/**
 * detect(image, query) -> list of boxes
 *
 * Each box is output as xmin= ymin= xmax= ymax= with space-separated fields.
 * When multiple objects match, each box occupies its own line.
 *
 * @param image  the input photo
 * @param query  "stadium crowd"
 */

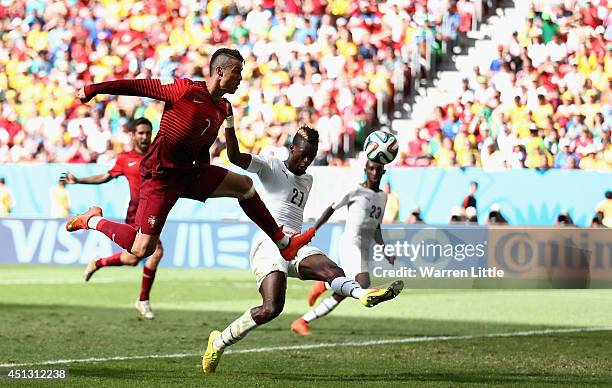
xmin=0 ymin=0 xmax=483 ymax=166
xmin=397 ymin=0 xmax=611 ymax=171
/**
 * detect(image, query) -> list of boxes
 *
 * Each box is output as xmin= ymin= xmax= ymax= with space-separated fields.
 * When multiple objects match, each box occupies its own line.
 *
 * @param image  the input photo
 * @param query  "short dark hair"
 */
xmin=470 ymin=181 xmax=479 ymax=188
xmin=293 ymin=126 xmax=319 ymax=146
xmin=606 ymin=190 xmax=612 ymax=199
xmin=209 ymin=48 xmax=244 ymax=76
xmin=129 ymin=117 xmax=153 ymax=133
xmin=0 ymin=177 xmax=4 ymax=184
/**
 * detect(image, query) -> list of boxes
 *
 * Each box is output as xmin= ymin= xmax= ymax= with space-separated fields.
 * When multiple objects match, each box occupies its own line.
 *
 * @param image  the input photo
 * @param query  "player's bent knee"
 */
xmin=325 ymin=266 xmax=346 ymax=282
xmin=145 ymin=246 xmax=156 ymax=258
xmin=242 ymin=176 xmax=254 ymax=195
xmin=124 ymin=256 xmax=140 ymax=266
xmin=130 ymin=245 xmax=155 ymax=259
xmin=153 ymin=244 xmax=164 ymax=259
xmin=147 ymin=255 xmax=162 ymax=268
xmin=129 ymin=246 xmax=145 ymax=258
xmin=260 ymin=302 xmax=284 ymax=322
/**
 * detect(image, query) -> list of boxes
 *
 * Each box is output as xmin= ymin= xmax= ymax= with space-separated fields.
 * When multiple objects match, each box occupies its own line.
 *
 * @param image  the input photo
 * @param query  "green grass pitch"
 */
xmin=1 ymin=264 xmax=611 ymax=387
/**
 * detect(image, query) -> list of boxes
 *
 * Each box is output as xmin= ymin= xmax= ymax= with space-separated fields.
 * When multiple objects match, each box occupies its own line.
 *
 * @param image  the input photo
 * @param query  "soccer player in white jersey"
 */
xmin=291 ymin=159 xmax=395 ymax=336
xmin=202 ymin=126 xmax=403 ymax=373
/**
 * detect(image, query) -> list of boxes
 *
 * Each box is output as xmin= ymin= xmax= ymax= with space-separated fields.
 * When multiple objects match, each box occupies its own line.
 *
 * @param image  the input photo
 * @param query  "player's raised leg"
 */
xmin=67 ymin=209 xmax=159 ymax=259
xmin=69 ymin=172 xmax=179 ymax=261
xmin=298 ymin=254 xmax=403 ymax=307
xmin=203 ymin=271 xmax=286 ymax=373
xmin=202 ymin=167 xmax=315 ymax=259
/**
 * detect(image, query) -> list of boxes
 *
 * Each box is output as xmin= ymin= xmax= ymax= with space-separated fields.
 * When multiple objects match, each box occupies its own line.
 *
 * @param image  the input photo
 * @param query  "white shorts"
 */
xmin=250 ymin=234 xmax=324 ymax=288
xmin=338 ymin=236 xmax=370 ymax=279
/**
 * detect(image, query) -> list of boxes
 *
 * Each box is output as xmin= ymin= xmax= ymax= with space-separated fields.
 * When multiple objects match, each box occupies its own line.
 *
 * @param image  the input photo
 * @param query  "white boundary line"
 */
xmin=0 ymin=279 xmax=292 ymax=289
xmin=2 ymin=326 xmax=611 ymax=368
xmin=0 ymin=279 xmax=116 ymax=285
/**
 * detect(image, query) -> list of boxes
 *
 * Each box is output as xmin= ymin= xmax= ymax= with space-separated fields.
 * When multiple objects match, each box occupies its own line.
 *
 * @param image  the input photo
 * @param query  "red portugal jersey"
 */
xmin=108 ymin=150 xmax=144 ymax=222
xmin=85 ymin=78 xmax=230 ymax=175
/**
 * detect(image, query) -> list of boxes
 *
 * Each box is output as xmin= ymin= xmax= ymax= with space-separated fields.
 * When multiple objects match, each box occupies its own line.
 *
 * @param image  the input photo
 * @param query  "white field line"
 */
xmin=0 ymin=278 xmax=310 ymax=290
xmin=0 ymin=279 xmax=116 ymax=285
xmin=1 ymin=326 xmax=611 ymax=368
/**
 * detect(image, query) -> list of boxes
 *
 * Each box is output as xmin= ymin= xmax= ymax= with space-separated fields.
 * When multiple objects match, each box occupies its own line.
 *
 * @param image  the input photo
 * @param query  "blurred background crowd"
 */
xmin=0 ymin=0 xmax=609 ymax=171
xmin=1 ymin=0 xmax=485 ymax=165
xmin=397 ymin=0 xmax=611 ymax=171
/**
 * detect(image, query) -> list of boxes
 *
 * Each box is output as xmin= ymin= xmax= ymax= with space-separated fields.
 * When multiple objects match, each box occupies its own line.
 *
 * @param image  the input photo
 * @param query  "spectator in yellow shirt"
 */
xmin=595 ymin=191 xmax=612 ymax=228
xmin=50 ymin=180 xmax=71 ymax=218
xmin=507 ymin=96 xmax=529 ymax=128
xmin=273 ymin=95 xmax=297 ymax=124
xmin=26 ymin=22 xmax=49 ymax=52
xmin=383 ymin=183 xmax=400 ymax=223
xmin=434 ymin=138 xmax=456 ymax=167
xmin=578 ymin=147 xmax=598 ymax=170
xmin=0 ymin=177 xmax=15 ymax=216
xmin=525 ymin=147 xmax=550 ymax=170
xmin=533 ymin=94 xmax=554 ymax=129
xmin=579 ymin=91 xmax=601 ymax=128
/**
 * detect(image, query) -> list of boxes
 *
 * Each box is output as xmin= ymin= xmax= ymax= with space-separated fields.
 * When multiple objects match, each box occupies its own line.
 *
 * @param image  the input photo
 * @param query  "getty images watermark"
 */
xmin=368 ymin=225 xmax=612 ymax=288
xmin=372 ymin=238 xmax=504 ymax=278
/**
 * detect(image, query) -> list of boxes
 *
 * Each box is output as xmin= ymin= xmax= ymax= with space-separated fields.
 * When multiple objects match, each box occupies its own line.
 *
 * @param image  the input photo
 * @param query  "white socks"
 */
xmin=330 ymin=277 xmax=368 ymax=299
xmin=88 ymin=216 xmax=103 ymax=230
xmin=275 ymin=235 xmax=290 ymax=250
xmin=303 ymin=296 xmax=340 ymax=323
xmin=213 ymin=310 xmax=258 ymax=351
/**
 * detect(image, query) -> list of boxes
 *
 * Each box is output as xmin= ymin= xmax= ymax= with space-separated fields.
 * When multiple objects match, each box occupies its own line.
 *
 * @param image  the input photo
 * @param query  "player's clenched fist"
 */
xmin=77 ymin=87 xmax=91 ymax=103
xmin=60 ymin=172 xmax=76 ymax=185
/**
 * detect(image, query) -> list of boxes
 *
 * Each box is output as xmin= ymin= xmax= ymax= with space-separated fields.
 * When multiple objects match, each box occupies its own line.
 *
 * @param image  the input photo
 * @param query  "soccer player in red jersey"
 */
xmin=61 ymin=118 xmax=162 ymax=319
xmin=66 ymin=48 xmax=313 ymax=266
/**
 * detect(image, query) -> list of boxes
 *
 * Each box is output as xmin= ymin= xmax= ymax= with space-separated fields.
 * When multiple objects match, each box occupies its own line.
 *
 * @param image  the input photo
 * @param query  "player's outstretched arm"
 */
xmin=316 ymin=189 xmax=352 ymax=231
xmin=77 ymin=78 xmax=189 ymax=104
xmin=314 ymin=206 xmax=335 ymax=231
xmin=223 ymin=101 xmax=252 ymax=170
xmin=60 ymin=171 xmax=113 ymax=185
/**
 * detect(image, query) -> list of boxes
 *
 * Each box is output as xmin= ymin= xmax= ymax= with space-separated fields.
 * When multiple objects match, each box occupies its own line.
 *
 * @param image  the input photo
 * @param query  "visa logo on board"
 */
xmin=1 ymin=220 xmax=114 ymax=264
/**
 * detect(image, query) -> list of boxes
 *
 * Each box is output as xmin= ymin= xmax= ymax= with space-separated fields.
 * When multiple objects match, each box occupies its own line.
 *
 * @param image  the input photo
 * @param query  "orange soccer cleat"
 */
xmin=290 ymin=318 xmax=311 ymax=336
xmin=280 ymin=227 xmax=315 ymax=261
xmin=66 ymin=206 xmax=103 ymax=232
xmin=307 ymin=281 xmax=327 ymax=307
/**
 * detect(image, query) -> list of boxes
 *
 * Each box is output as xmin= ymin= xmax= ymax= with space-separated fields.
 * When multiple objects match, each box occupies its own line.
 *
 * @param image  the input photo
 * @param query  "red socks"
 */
xmin=139 ymin=266 xmax=156 ymax=301
xmin=239 ymin=193 xmax=283 ymax=242
xmin=95 ymin=251 xmax=123 ymax=268
xmin=96 ymin=219 xmax=137 ymax=251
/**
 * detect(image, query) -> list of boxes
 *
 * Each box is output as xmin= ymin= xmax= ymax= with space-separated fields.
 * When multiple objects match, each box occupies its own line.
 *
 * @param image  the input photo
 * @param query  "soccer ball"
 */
xmin=364 ymin=130 xmax=399 ymax=164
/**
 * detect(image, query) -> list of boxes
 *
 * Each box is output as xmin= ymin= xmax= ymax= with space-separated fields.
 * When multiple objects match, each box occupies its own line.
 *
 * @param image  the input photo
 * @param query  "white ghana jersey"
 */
xmin=247 ymin=154 xmax=313 ymax=235
xmin=332 ymin=184 xmax=388 ymax=245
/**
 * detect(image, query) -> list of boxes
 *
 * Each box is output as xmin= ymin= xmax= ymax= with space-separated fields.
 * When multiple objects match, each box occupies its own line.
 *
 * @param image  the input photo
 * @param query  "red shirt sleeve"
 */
xmin=84 ymin=78 xmax=192 ymax=103
xmin=108 ymin=155 xmax=124 ymax=177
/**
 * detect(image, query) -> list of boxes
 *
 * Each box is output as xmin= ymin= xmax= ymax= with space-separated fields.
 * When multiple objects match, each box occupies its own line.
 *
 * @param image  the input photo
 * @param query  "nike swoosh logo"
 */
xmin=128 ymin=162 xmax=137 ymax=167
xmin=193 ymin=99 xmax=204 ymax=104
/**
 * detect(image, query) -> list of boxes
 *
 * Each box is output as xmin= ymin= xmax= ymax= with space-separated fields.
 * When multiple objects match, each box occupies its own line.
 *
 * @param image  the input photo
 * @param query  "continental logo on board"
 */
xmin=488 ymin=227 xmax=612 ymax=280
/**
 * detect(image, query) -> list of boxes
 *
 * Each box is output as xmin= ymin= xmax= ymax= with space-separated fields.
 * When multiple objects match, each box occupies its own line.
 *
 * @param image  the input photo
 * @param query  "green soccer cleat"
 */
xmin=202 ymin=330 xmax=223 ymax=373
xmin=359 ymin=280 xmax=404 ymax=308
